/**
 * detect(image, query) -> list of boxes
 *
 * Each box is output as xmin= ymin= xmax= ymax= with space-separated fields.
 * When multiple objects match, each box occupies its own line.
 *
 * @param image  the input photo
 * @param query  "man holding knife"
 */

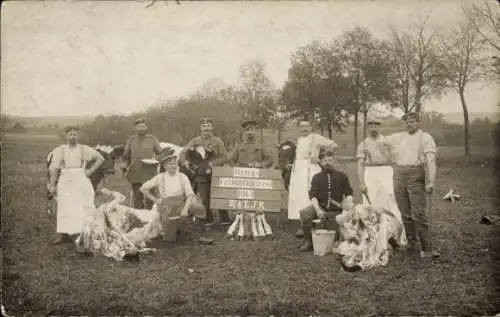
xmin=383 ymin=112 xmax=439 ymax=259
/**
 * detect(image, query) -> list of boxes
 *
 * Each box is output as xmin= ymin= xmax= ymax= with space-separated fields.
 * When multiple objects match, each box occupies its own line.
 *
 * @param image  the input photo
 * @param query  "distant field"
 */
xmin=2 ymin=130 xmax=498 ymax=316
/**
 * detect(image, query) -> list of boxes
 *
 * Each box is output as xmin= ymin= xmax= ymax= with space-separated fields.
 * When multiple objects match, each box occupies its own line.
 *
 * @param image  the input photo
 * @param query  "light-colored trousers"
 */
xmin=363 ymin=165 xmax=407 ymax=246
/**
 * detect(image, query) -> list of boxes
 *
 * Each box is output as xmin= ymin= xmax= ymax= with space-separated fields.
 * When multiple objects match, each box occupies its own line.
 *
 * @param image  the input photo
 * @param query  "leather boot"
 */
xmin=295 ymin=228 xmax=304 ymax=238
xmin=299 ymin=227 xmax=314 ymax=252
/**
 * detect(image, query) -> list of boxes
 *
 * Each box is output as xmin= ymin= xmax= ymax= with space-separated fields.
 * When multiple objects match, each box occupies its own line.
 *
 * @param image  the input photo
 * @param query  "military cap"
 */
xmin=134 ymin=117 xmax=148 ymax=126
xmin=241 ymin=119 xmax=258 ymax=129
xmin=200 ymin=117 xmax=214 ymax=125
xmin=402 ymin=112 xmax=420 ymax=122
xmin=64 ymin=125 xmax=80 ymax=133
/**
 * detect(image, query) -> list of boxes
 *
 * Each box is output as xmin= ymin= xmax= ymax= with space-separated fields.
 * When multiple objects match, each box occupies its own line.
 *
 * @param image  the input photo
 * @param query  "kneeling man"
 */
xmin=299 ymin=150 xmax=354 ymax=252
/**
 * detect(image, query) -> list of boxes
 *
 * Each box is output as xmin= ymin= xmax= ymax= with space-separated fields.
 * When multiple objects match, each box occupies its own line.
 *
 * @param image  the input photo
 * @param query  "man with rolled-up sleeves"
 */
xmin=383 ymin=112 xmax=439 ymax=259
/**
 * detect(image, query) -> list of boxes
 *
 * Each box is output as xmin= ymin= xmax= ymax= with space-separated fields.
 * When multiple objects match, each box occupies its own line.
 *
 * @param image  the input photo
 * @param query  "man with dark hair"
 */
xmin=298 ymin=149 xmax=354 ymax=252
xmin=179 ymin=117 xmax=230 ymax=226
xmin=383 ymin=112 xmax=439 ymax=259
xmin=122 ymin=117 xmax=162 ymax=209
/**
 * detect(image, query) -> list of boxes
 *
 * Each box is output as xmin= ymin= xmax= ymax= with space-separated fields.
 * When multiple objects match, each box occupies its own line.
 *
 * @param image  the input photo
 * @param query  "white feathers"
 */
xmin=443 ymin=189 xmax=461 ymax=202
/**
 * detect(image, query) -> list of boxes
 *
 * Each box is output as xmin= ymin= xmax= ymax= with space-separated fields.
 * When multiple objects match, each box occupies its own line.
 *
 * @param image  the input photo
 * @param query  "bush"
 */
xmin=79 ymin=96 xmax=245 ymax=148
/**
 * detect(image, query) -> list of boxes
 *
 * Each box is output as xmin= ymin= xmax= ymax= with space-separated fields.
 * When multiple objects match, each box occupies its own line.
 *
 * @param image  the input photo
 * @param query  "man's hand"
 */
xmin=359 ymin=184 xmax=367 ymax=194
xmin=425 ymin=183 xmax=434 ymax=194
xmin=180 ymin=207 xmax=189 ymax=217
xmin=316 ymin=207 xmax=326 ymax=219
xmin=310 ymin=156 xmax=320 ymax=165
xmin=286 ymin=163 xmax=293 ymax=169
xmin=208 ymin=161 xmax=213 ymax=168
xmin=48 ymin=184 xmax=57 ymax=196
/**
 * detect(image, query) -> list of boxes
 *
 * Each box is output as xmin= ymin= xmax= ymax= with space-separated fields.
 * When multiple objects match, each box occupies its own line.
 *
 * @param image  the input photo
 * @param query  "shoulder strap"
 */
xmin=80 ymin=145 xmax=85 ymax=168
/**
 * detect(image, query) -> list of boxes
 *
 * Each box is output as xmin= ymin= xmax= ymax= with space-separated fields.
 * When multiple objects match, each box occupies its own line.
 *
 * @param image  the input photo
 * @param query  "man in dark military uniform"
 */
xmin=228 ymin=120 xmax=274 ymax=169
xmin=121 ymin=117 xmax=162 ymax=209
xmin=179 ymin=117 xmax=231 ymax=226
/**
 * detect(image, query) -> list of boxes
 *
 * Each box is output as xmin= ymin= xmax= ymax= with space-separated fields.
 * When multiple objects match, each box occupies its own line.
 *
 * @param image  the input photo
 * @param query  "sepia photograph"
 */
xmin=1 ymin=0 xmax=499 ymax=315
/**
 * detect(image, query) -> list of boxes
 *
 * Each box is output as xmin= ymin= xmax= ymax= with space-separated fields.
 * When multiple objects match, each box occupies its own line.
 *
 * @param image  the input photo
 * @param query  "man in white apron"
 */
xmin=288 ymin=120 xmax=337 ymax=237
xmin=356 ymin=116 xmax=407 ymax=247
xmin=48 ymin=126 xmax=105 ymax=244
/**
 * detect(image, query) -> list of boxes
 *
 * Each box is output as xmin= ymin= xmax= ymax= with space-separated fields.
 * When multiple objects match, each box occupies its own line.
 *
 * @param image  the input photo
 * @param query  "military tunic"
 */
xmin=179 ymin=135 xmax=229 ymax=223
xmin=122 ymin=134 xmax=161 ymax=209
xmin=228 ymin=139 xmax=274 ymax=168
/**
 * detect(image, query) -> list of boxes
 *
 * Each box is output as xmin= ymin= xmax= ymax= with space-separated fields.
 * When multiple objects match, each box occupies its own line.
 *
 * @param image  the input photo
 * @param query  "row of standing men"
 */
xmin=49 ymin=112 xmax=439 ymax=258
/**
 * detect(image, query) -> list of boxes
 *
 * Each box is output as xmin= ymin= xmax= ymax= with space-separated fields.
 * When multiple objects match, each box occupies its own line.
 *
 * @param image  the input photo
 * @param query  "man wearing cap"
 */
xmin=288 ymin=120 xmax=338 ymax=238
xmin=382 ymin=112 xmax=439 ymax=258
xmin=140 ymin=147 xmax=214 ymax=245
xmin=298 ymin=149 xmax=354 ymax=252
xmin=179 ymin=117 xmax=230 ymax=226
xmin=228 ymin=120 xmax=274 ymax=169
xmin=121 ymin=117 xmax=162 ymax=209
xmin=356 ymin=116 xmax=407 ymax=246
xmin=48 ymin=126 xmax=105 ymax=244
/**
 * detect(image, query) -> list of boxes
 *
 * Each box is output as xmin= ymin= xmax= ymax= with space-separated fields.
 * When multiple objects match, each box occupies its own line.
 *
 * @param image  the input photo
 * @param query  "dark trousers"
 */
xmin=299 ymin=205 xmax=341 ymax=243
xmin=131 ymin=183 xmax=153 ymax=210
xmin=197 ymin=181 xmax=230 ymax=223
xmin=393 ymin=166 xmax=432 ymax=252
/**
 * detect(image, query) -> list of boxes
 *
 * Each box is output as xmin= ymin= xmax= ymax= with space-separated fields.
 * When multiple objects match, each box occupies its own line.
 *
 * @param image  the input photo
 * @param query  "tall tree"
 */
xmin=238 ymin=59 xmax=276 ymax=143
xmin=383 ymin=13 xmax=448 ymax=115
xmin=282 ymin=40 xmax=352 ymax=137
xmin=469 ymin=0 xmax=500 ymax=80
xmin=335 ymin=27 xmax=393 ymax=154
xmin=441 ymin=6 xmax=486 ymax=156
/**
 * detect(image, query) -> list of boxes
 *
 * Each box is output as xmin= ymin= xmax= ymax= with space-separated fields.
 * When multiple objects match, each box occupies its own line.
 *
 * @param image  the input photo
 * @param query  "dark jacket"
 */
xmin=122 ymin=134 xmax=161 ymax=184
xmin=309 ymin=168 xmax=353 ymax=212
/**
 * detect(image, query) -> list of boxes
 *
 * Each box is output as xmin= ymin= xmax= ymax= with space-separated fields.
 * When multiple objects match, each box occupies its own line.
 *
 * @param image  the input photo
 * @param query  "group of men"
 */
xmin=121 ymin=116 xmax=274 ymax=228
xmin=48 ymin=111 xmax=439 ymax=259
xmin=291 ymin=112 xmax=439 ymax=258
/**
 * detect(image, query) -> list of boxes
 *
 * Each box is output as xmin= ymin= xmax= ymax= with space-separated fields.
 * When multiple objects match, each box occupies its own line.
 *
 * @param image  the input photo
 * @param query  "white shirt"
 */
xmin=141 ymin=171 xmax=194 ymax=199
xmin=384 ymin=130 xmax=437 ymax=166
xmin=50 ymin=144 xmax=101 ymax=169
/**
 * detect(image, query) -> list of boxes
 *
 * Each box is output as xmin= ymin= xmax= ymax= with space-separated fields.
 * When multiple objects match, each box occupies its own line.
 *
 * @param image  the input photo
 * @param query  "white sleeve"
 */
xmin=180 ymin=173 xmax=195 ymax=197
xmin=140 ymin=174 xmax=160 ymax=192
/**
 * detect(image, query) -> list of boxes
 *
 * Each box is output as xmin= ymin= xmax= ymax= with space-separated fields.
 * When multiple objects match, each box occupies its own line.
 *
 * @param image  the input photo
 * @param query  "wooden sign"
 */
xmin=210 ymin=166 xmax=283 ymax=213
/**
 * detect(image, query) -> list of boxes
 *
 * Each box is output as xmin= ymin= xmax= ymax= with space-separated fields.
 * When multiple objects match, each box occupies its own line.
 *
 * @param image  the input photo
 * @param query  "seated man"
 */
xmin=299 ymin=149 xmax=354 ymax=252
xmin=140 ymin=147 xmax=214 ymax=245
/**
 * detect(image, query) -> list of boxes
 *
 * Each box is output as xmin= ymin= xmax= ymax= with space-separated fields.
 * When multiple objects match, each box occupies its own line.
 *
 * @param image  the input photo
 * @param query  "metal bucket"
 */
xmin=312 ymin=229 xmax=336 ymax=256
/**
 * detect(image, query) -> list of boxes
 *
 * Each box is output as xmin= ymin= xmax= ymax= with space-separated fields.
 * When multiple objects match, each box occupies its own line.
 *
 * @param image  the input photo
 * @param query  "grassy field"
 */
xmin=2 ymin=131 xmax=499 ymax=316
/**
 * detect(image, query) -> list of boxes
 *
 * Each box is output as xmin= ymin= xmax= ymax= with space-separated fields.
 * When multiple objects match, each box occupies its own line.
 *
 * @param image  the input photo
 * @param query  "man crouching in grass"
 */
xmin=299 ymin=149 xmax=354 ymax=252
xmin=140 ymin=147 xmax=214 ymax=246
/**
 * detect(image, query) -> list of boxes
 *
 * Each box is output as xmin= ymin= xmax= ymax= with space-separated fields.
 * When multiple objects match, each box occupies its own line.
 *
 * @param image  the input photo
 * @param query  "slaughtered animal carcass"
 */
xmin=334 ymin=203 xmax=406 ymax=271
xmin=76 ymin=188 xmax=164 ymax=260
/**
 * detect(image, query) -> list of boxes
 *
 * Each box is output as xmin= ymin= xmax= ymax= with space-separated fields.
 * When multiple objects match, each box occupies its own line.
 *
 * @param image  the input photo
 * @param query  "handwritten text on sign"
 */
xmin=218 ymin=177 xmax=273 ymax=190
xmin=210 ymin=167 xmax=283 ymax=213
xmin=228 ymin=199 xmax=265 ymax=210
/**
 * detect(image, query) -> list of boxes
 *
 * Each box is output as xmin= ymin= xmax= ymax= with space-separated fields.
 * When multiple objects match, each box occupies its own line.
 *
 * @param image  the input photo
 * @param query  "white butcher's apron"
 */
xmin=56 ymin=147 xmax=96 ymax=235
xmin=287 ymin=135 xmax=322 ymax=220
xmin=362 ymin=165 xmax=407 ymax=246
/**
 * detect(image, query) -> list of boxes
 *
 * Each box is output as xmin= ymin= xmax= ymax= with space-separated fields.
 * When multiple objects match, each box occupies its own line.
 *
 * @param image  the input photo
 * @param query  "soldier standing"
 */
xmin=179 ymin=117 xmax=231 ymax=226
xmin=121 ymin=117 xmax=162 ymax=209
xmin=228 ymin=120 xmax=274 ymax=169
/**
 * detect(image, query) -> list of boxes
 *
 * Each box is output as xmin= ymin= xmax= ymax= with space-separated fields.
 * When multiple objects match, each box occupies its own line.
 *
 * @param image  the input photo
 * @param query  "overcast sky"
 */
xmin=1 ymin=0 xmax=498 ymax=118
